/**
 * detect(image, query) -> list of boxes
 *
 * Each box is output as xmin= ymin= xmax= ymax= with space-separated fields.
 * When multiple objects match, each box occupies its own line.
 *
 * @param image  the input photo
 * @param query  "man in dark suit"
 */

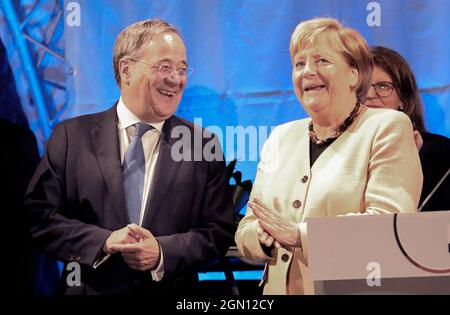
xmin=25 ymin=18 xmax=235 ymax=295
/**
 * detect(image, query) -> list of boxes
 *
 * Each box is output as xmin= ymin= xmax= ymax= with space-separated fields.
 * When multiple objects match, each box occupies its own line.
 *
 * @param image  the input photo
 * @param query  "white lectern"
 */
xmin=308 ymin=211 xmax=450 ymax=294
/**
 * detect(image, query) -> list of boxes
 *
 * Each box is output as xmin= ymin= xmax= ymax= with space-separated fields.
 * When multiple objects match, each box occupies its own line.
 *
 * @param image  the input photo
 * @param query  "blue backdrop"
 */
xmin=62 ymin=0 xmax=450 ymax=186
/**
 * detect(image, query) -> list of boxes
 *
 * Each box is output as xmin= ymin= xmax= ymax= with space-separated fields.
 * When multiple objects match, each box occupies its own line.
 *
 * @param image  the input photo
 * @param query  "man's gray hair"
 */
xmin=113 ymin=18 xmax=181 ymax=86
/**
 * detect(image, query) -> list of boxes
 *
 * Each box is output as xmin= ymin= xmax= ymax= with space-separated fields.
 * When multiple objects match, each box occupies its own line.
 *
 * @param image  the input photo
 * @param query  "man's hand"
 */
xmin=250 ymin=197 xmax=301 ymax=248
xmin=103 ymin=225 xmax=139 ymax=254
xmin=108 ymin=224 xmax=161 ymax=271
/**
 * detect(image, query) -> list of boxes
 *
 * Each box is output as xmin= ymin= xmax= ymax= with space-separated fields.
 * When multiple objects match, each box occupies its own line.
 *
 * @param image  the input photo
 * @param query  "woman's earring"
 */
xmin=399 ymin=105 xmax=404 ymax=111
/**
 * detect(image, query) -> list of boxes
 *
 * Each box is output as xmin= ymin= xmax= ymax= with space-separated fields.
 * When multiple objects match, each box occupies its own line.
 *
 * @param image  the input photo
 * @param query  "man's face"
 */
xmin=121 ymin=32 xmax=187 ymax=122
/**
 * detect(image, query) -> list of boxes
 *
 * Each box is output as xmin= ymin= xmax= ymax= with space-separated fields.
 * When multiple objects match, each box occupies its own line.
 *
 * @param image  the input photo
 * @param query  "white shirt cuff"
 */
xmin=150 ymin=244 xmax=164 ymax=281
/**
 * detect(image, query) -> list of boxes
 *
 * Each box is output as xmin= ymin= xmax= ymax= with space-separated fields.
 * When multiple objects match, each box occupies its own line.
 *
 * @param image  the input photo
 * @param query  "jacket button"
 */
xmin=281 ymin=254 xmax=289 ymax=262
xmin=301 ymin=175 xmax=309 ymax=183
xmin=292 ymin=200 xmax=301 ymax=208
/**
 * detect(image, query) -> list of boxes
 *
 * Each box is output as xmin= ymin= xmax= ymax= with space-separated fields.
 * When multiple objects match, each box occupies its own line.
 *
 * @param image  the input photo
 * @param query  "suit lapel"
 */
xmin=90 ymin=105 xmax=129 ymax=225
xmin=142 ymin=116 xmax=182 ymax=228
xmin=310 ymin=106 xmax=367 ymax=173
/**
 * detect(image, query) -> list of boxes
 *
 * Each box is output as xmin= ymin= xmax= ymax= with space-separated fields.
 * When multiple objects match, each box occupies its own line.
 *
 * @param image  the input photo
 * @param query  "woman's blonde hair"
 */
xmin=290 ymin=17 xmax=373 ymax=102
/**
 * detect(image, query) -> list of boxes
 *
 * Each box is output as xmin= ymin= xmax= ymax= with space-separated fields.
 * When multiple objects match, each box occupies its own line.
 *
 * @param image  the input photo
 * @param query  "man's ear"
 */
xmin=119 ymin=59 xmax=131 ymax=85
xmin=349 ymin=67 xmax=359 ymax=88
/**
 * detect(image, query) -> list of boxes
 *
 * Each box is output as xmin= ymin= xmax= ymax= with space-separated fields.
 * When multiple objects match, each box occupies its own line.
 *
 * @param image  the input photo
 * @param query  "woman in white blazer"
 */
xmin=235 ymin=18 xmax=423 ymax=295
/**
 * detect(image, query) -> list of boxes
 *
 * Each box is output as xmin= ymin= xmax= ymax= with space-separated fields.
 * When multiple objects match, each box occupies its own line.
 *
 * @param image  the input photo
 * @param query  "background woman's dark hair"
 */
xmin=371 ymin=46 xmax=426 ymax=132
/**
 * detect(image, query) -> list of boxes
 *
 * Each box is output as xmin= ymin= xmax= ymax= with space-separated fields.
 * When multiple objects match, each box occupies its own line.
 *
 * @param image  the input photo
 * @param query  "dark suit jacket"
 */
xmin=418 ymin=132 xmax=450 ymax=211
xmin=25 ymin=106 xmax=235 ymax=295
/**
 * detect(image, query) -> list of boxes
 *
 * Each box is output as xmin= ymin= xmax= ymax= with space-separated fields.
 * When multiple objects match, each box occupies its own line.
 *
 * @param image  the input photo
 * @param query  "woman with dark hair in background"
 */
xmin=365 ymin=46 xmax=450 ymax=212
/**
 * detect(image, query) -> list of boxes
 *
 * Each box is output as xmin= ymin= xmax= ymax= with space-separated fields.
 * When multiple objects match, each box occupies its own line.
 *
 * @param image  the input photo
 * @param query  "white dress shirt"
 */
xmin=117 ymin=97 xmax=165 ymax=280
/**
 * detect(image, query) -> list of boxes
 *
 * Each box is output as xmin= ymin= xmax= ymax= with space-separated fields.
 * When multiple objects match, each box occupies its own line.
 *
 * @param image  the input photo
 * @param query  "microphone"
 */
xmin=418 ymin=167 xmax=450 ymax=212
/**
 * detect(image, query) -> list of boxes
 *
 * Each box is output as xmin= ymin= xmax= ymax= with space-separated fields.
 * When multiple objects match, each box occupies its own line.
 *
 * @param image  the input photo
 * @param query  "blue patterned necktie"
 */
xmin=123 ymin=122 xmax=153 ymax=224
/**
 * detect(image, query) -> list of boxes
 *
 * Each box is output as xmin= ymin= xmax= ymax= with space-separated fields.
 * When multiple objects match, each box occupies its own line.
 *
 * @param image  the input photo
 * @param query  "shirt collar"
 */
xmin=117 ymin=97 xmax=165 ymax=132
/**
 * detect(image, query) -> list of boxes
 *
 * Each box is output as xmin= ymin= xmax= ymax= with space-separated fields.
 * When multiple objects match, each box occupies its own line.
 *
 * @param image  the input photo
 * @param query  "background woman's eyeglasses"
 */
xmin=371 ymin=81 xmax=397 ymax=98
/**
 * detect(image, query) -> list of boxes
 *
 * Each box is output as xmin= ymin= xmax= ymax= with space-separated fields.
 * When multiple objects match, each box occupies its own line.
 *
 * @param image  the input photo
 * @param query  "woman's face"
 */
xmin=364 ymin=66 xmax=403 ymax=110
xmin=292 ymin=36 xmax=358 ymax=116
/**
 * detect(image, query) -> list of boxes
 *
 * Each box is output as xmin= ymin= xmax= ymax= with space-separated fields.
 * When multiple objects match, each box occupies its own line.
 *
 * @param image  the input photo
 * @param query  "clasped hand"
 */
xmin=103 ymin=224 xmax=160 ymax=271
xmin=249 ymin=197 xmax=301 ymax=249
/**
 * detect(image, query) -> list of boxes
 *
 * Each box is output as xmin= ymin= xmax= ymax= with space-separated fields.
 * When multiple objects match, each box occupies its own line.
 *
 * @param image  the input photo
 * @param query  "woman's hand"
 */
xmin=255 ymin=221 xmax=281 ymax=248
xmin=250 ymin=197 xmax=302 ymax=248
xmin=413 ymin=130 xmax=423 ymax=151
